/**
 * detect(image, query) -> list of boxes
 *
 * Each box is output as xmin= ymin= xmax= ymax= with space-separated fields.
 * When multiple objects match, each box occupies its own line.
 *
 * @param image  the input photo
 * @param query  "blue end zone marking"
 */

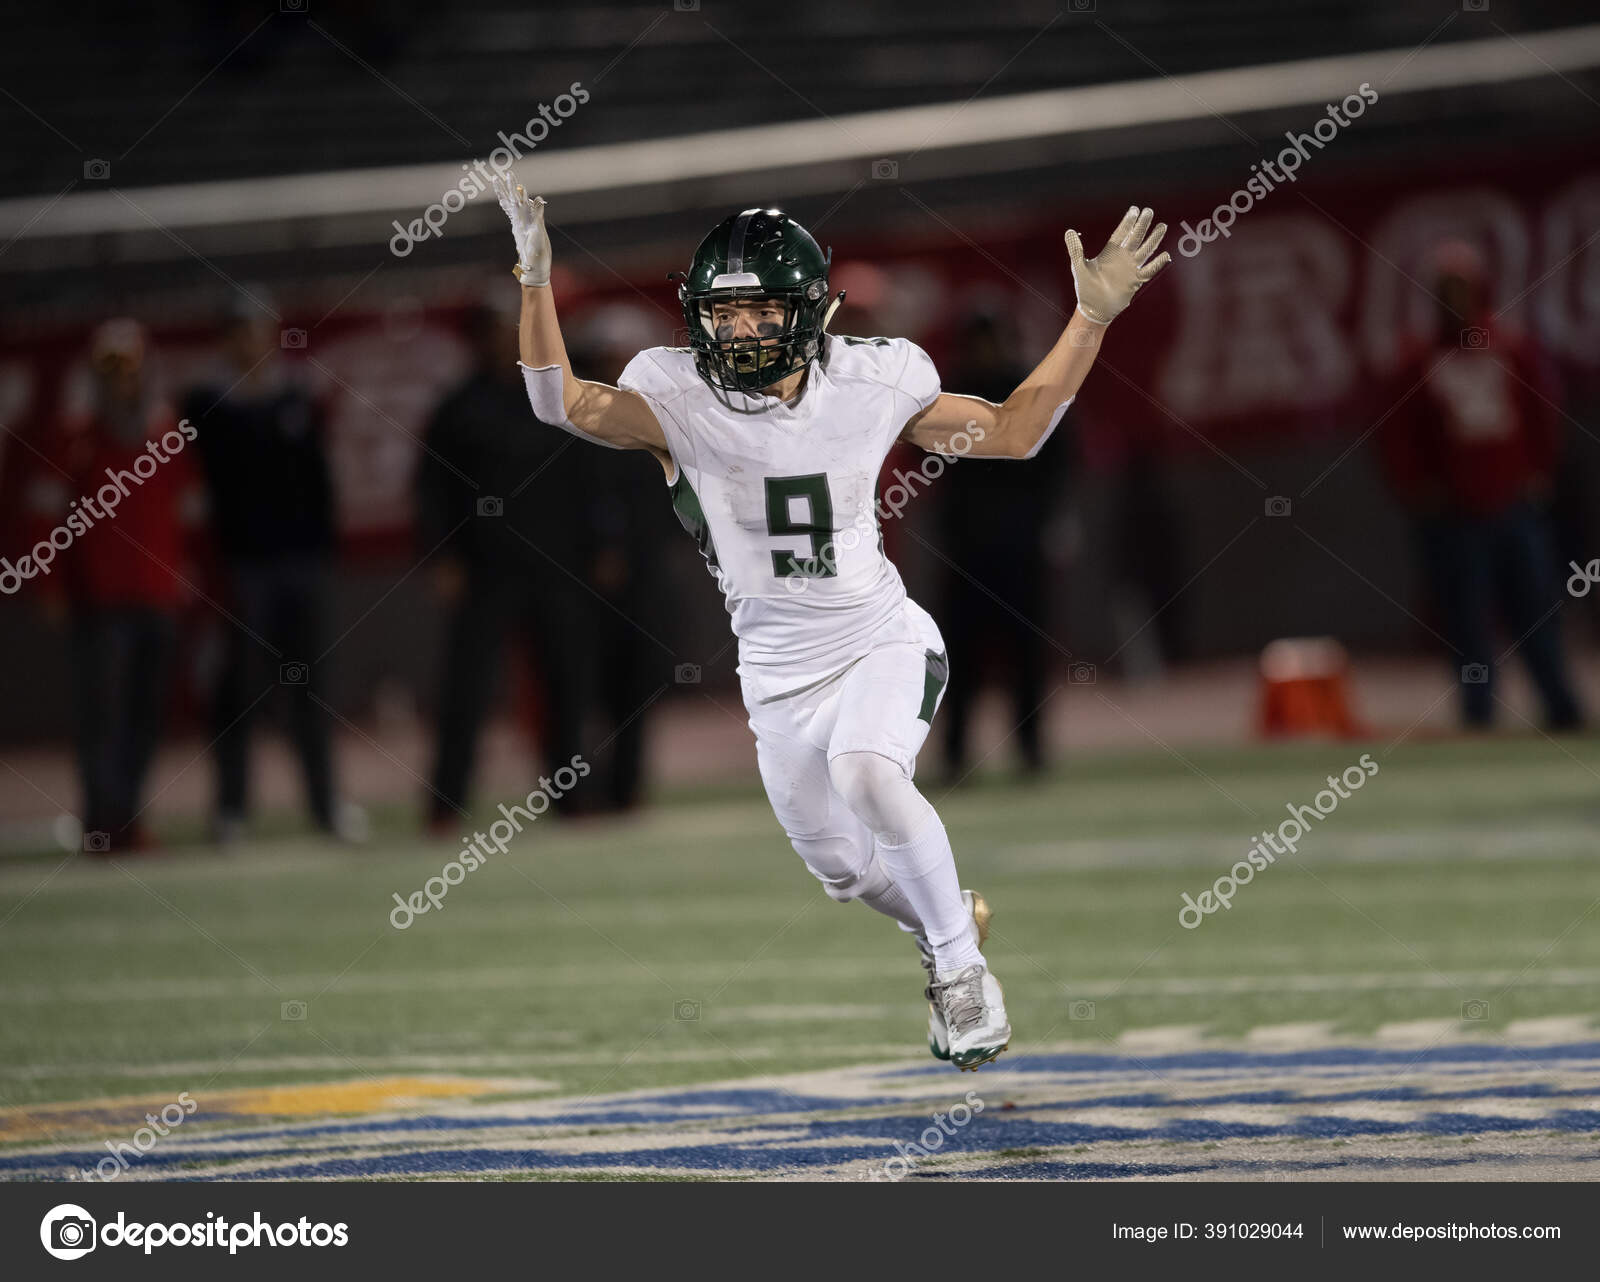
xmin=956 ymin=1159 xmax=1219 ymax=1180
xmin=1027 ymin=1081 xmax=1593 ymax=1114
xmin=883 ymin=1041 xmax=1600 ymax=1078
xmin=223 ymin=1142 xmax=904 ymax=1180
xmin=7 ymin=1047 xmax=1599 ymax=1181
xmin=965 ymin=1147 xmax=1600 ymax=1181
xmin=5 ymin=1091 xmax=1599 ymax=1178
xmin=28 ymin=1105 xmax=1579 ymax=1181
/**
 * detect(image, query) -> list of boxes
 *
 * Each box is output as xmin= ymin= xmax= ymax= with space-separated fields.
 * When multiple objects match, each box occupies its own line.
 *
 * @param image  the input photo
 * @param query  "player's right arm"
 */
xmin=494 ymin=175 xmax=671 ymax=466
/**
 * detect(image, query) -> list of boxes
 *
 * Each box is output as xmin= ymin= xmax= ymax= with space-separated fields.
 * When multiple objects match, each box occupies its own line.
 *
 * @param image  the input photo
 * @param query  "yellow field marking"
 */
xmin=0 ymin=1075 xmax=532 ymax=1143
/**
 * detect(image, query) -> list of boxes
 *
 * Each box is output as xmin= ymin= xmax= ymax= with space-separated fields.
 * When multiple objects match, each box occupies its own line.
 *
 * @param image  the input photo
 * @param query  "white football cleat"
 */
xmin=918 ymin=889 xmax=992 ymax=1062
xmin=932 ymin=964 xmax=1010 ymax=1070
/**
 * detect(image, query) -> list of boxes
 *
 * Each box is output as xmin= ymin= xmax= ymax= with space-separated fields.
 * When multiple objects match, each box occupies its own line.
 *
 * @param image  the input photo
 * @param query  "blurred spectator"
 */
xmin=1109 ymin=437 xmax=1188 ymax=675
xmin=935 ymin=311 xmax=1072 ymax=778
xmin=26 ymin=320 xmax=202 ymax=852
xmin=183 ymin=294 xmax=358 ymax=844
xmin=1380 ymin=242 xmax=1584 ymax=731
xmin=567 ymin=303 xmax=675 ymax=812
xmin=415 ymin=295 xmax=597 ymax=831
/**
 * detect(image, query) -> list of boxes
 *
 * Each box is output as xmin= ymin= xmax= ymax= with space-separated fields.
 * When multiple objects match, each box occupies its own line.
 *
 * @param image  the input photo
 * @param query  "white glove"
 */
xmin=492 ymin=173 xmax=552 ymax=287
xmin=1064 ymin=206 xmax=1170 ymax=325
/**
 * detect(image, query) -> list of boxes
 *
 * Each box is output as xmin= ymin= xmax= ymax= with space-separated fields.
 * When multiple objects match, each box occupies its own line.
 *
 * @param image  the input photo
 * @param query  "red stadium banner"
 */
xmin=3 ymin=146 xmax=1597 ymax=554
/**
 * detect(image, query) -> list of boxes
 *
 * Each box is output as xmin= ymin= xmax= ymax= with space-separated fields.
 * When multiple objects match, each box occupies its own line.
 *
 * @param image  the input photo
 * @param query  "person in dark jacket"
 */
xmin=934 ymin=311 xmax=1072 ymax=779
xmin=183 ymin=295 xmax=355 ymax=843
xmin=416 ymin=298 xmax=598 ymax=830
xmin=566 ymin=303 xmax=675 ymax=813
xmin=1380 ymin=241 xmax=1583 ymax=731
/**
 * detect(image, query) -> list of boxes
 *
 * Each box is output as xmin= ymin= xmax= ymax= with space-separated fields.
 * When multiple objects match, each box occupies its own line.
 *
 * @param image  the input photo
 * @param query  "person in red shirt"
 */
xmin=23 ymin=320 xmax=204 ymax=851
xmin=1381 ymin=242 xmax=1583 ymax=730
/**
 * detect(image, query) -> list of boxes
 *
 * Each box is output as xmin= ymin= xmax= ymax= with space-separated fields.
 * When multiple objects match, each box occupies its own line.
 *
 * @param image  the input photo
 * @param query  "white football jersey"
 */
xmin=619 ymin=334 xmax=941 ymax=699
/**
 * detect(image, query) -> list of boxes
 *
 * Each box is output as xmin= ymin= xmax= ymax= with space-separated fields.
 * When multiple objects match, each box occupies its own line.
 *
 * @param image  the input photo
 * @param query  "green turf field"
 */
xmin=2 ymin=734 xmax=1598 ymax=1115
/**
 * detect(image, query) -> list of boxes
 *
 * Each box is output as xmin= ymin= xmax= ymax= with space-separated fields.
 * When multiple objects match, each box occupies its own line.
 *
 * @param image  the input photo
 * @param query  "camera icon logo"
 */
xmin=1068 ymin=662 xmax=1096 ymax=684
xmin=674 ymin=663 xmax=702 ymax=684
xmin=1459 ymin=326 xmax=1489 ymax=350
xmin=281 ymin=999 xmax=308 ymax=1021
xmin=1461 ymin=662 xmax=1490 ymax=684
xmin=1461 ymin=998 xmax=1489 ymax=1021
xmin=83 ymin=830 xmax=111 ymax=853
xmin=476 ymin=496 xmax=504 ymax=517
xmin=1068 ymin=999 xmax=1096 ymax=1021
xmin=83 ymin=159 xmax=110 ymax=181
xmin=1265 ymin=496 xmax=1292 ymax=517
xmin=40 ymin=1204 xmax=97 ymax=1260
xmin=280 ymin=0 xmax=308 ymax=12
xmin=280 ymin=328 xmax=307 ymax=350
xmin=1069 ymin=327 xmax=1097 ymax=348
xmin=279 ymin=662 xmax=309 ymax=685
xmin=871 ymin=159 xmax=899 ymax=180
xmin=674 ymin=998 xmax=701 ymax=1021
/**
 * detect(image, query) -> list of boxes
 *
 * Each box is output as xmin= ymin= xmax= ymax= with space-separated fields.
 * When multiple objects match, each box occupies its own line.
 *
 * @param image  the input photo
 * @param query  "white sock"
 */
xmin=875 ymin=816 xmax=984 ymax=972
xmin=852 ymin=854 xmax=925 ymax=933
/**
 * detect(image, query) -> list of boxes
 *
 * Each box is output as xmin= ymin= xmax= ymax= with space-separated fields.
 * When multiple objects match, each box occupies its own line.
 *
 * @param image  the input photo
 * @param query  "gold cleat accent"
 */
xmin=969 ymin=890 xmax=991 ymax=948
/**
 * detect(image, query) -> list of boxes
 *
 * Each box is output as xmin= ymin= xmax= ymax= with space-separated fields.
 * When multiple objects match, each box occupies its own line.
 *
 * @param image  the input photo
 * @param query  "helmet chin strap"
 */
xmin=821 ymin=289 xmax=846 ymax=333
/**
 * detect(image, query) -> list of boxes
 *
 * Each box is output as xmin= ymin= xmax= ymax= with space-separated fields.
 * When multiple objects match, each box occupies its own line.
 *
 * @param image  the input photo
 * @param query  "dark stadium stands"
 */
xmin=1 ymin=0 xmax=1589 ymax=197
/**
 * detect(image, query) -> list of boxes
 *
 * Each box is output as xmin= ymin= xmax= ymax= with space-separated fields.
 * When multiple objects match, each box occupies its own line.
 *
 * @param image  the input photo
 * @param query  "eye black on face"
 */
xmin=712 ymin=299 xmax=786 ymax=324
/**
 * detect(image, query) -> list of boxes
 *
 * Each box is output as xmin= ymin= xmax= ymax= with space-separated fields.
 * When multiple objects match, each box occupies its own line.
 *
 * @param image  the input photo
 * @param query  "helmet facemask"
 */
xmin=684 ymin=280 xmax=828 ymax=394
xmin=685 ymin=287 xmax=822 ymax=392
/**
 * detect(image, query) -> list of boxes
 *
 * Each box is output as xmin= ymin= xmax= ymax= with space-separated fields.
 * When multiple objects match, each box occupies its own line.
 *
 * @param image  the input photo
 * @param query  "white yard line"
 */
xmin=6 ymin=963 xmax=1600 ymax=1006
xmin=1244 ymin=1021 xmax=1341 ymax=1046
xmin=1117 ymin=1025 xmax=1211 ymax=1051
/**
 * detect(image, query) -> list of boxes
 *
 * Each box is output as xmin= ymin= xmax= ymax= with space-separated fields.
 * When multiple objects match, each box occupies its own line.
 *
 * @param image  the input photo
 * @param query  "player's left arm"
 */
xmin=901 ymin=206 xmax=1170 ymax=459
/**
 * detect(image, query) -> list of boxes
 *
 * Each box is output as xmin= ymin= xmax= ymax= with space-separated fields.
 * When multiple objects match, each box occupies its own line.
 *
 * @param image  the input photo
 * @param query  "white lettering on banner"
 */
xmin=312 ymin=324 xmax=471 ymax=533
xmin=1537 ymin=177 xmax=1600 ymax=366
xmin=1156 ymin=217 xmax=1353 ymax=420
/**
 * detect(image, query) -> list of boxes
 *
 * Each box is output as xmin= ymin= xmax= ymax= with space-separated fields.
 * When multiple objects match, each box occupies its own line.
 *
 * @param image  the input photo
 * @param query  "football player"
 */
xmin=493 ymin=176 xmax=1169 ymax=1069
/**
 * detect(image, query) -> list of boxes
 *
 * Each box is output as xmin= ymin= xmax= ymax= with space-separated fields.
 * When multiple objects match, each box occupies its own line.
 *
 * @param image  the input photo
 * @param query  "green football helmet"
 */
xmin=678 ymin=207 xmax=838 ymax=393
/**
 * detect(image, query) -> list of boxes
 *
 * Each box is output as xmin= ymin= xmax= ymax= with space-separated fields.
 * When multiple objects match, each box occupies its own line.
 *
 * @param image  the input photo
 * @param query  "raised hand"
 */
xmin=1064 ymin=206 xmax=1170 ymax=324
xmin=491 ymin=173 xmax=552 ymax=287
